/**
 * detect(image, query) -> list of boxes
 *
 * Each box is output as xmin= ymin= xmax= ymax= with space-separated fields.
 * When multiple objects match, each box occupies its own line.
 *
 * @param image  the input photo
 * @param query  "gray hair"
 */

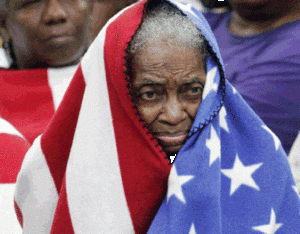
xmin=127 ymin=1 xmax=207 ymax=61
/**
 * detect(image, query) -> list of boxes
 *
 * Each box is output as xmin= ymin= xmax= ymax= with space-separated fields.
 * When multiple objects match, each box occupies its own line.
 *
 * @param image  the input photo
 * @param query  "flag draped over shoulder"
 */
xmin=0 ymin=66 xmax=77 ymax=144
xmin=14 ymin=0 xmax=300 ymax=233
xmin=0 ymin=63 xmax=76 ymax=233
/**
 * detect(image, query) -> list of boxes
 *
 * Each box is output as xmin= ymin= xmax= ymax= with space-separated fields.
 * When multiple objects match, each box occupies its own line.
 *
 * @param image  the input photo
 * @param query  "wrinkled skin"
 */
xmin=132 ymin=42 xmax=206 ymax=157
xmin=0 ymin=0 xmax=92 ymax=69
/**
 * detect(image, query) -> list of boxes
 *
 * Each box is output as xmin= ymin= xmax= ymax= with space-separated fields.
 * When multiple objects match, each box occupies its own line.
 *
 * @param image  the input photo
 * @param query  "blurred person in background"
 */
xmin=0 ymin=0 xmax=93 ymax=232
xmin=0 ymin=0 xmax=137 ymax=232
xmin=0 ymin=0 xmax=139 ymax=143
xmin=203 ymin=0 xmax=300 ymax=154
xmin=0 ymin=0 xmax=94 ymax=141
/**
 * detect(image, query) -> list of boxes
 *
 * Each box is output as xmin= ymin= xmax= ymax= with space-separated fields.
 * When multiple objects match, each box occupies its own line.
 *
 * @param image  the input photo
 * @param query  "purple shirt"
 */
xmin=204 ymin=11 xmax=300 ymax=154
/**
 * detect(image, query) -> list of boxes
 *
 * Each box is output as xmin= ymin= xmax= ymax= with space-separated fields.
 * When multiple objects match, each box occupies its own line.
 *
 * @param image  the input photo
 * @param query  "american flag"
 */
xmin=14 ymin=0 xmax=300 ymax=233
xmin=0 ymin=65 xmax=77 ymax=144
xmin=0 ymin=59 xmax=77 ymax=233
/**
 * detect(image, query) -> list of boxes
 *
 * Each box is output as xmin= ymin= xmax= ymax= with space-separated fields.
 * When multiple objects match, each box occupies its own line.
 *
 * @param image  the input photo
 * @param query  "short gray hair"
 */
xmin=127 ymin=1 xmax=207 ymax=61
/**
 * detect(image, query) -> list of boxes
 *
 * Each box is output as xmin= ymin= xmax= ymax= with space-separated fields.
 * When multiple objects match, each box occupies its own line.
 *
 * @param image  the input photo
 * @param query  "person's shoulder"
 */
xmin=262 ymin=20 xmax=300 ymax=60
xmin=270 ymin=19 xmax=300 ymax=40
xmin=203 ymin=9 xmax=231 ymax=30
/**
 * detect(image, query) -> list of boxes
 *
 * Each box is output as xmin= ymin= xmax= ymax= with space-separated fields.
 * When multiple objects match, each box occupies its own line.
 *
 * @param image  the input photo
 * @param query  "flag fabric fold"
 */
xmin=0 ymin=50 xmax=77 ymax=234
xmin=14 ymin=0 xmax=300 ymax=233
xmin=0 ymin=118 xmax=30 ymax=233
xmin=0 ymin=65 xmax=77 ymax=144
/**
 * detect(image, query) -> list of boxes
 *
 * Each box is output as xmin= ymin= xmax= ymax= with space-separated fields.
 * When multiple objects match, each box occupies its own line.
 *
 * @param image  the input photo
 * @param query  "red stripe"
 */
xmin=14 ymin=200 xmax=23 ymax=228
xmin=0 ymin=69 xmax=55 ymax=143
xmin=41 ymin=66 xmax=86 ymax=194
xmin=0 ymin=133 xmax=30 ymax=183
xmin=50 ymin=178 xmax=74 ymax=234
xmin=104 ymin=1 xmax=171 ymax=233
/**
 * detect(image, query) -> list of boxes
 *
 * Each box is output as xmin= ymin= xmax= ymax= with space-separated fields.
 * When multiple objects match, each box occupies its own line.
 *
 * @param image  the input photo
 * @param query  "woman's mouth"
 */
xmin=155 ymin=132 xmax=188 ymax=146
xmin=43 ymin=35 xmax=74 ymax=46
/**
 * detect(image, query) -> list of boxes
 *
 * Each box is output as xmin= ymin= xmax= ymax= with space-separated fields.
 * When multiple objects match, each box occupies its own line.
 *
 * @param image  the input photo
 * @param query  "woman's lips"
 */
xmin=44 ymin=35 xmax=74 ymax=46
xmin=155 ymin=132 xmax=188 ymax=146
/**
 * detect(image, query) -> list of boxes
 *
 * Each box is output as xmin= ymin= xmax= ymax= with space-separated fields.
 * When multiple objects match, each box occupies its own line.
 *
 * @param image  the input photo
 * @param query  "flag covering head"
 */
xmin=14 ymin=0 xmax=300 ymax=233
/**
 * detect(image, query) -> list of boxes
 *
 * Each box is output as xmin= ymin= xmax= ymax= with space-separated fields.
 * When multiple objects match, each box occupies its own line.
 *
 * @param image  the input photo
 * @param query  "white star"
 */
xmin=170 ymin=154 xmax=177 ymax=164
xmin=171 ymin=2 xmax=198 ymax=18
xmin=202 ymin=67 xmax=217 ymax=99
xmin=206 ymin=125 xmax=221 ymax=166
xmin=221 ymin=154 xmax=262 ymax=195
xmin=262 ymin=125 xmax=280 ymax=151
xmin=252 ymin=209 xmax=283 ymax=234
xmin=219 ymin=106 xmax=229 ymax=133
xmin=232 ymin=86 xmax=237 ymax=94
xmin=212 ymin=83 xmax=218 ymax=92
xmin=189 ymin=223 xmax=197 ymax=234
xmin=292 ymin=185 xmax=299 ymax=195
xmin=167 ymin=165 xmax=194 ymax=204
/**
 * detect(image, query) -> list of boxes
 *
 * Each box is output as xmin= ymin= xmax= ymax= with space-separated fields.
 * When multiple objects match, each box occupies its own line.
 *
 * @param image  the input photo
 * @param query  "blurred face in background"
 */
xmin=227 ymin=0 xmax=300 ymax=20
xmin=0 ymin=0 xmax=92 ymax=69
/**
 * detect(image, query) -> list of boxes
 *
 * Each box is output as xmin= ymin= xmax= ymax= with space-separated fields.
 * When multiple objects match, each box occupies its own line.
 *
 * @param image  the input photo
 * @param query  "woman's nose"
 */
xmin=159 ymin=97 xmax=186 ymax=126
xmin=42 ymin=0 xmax=67 ymax=26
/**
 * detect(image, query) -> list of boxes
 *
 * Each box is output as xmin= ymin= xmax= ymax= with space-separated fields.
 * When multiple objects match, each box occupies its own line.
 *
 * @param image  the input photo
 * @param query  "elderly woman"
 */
xmin=15 ymin=0 xmax=300 ymax=233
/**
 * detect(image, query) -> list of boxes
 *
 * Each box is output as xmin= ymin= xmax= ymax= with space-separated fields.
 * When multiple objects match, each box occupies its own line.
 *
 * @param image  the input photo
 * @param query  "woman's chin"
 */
xmin=164 ymin=145 xmax=183 ymax=157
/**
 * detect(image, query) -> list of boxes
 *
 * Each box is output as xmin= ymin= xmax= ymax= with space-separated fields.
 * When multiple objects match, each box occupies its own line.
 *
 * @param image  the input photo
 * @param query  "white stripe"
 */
xmin=202 ymin=67 xmax=218 ymax=100
xmin=66 ymin=13 xmax=134 ymax=233
xmin=0 ymin=118 xmax=24 ymax=138
xmin=172 ymin=0 xmax=204 ymax=11
xmin=47 ymin=65 xmax=78 ymax=110
xmin=0 ymin=184 xmax=22 ymax=234
xmin=14 ymin=136 xmax=58 ymax=234
xmin=289 ymin=131 xmax=300 ymax=193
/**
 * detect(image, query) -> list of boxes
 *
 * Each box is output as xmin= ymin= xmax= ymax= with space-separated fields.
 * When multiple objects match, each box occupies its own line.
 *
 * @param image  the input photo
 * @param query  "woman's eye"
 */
xmin=141 ymin=91 xmax=157 ymax=101
xmin=182 ymin=85 xmax=203 ymax=101
xmin=187 ymin=86 xmax=201 ymax=95
xmin=190 ymin=87 xmax=201 ymax=94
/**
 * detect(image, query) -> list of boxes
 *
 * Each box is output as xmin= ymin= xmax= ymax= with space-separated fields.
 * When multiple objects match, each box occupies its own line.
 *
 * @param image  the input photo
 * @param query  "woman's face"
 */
xmin=132 ymin=42 xmax=206 ymax=156
xmin=2 ymin=0 xmax=92 ymax=69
